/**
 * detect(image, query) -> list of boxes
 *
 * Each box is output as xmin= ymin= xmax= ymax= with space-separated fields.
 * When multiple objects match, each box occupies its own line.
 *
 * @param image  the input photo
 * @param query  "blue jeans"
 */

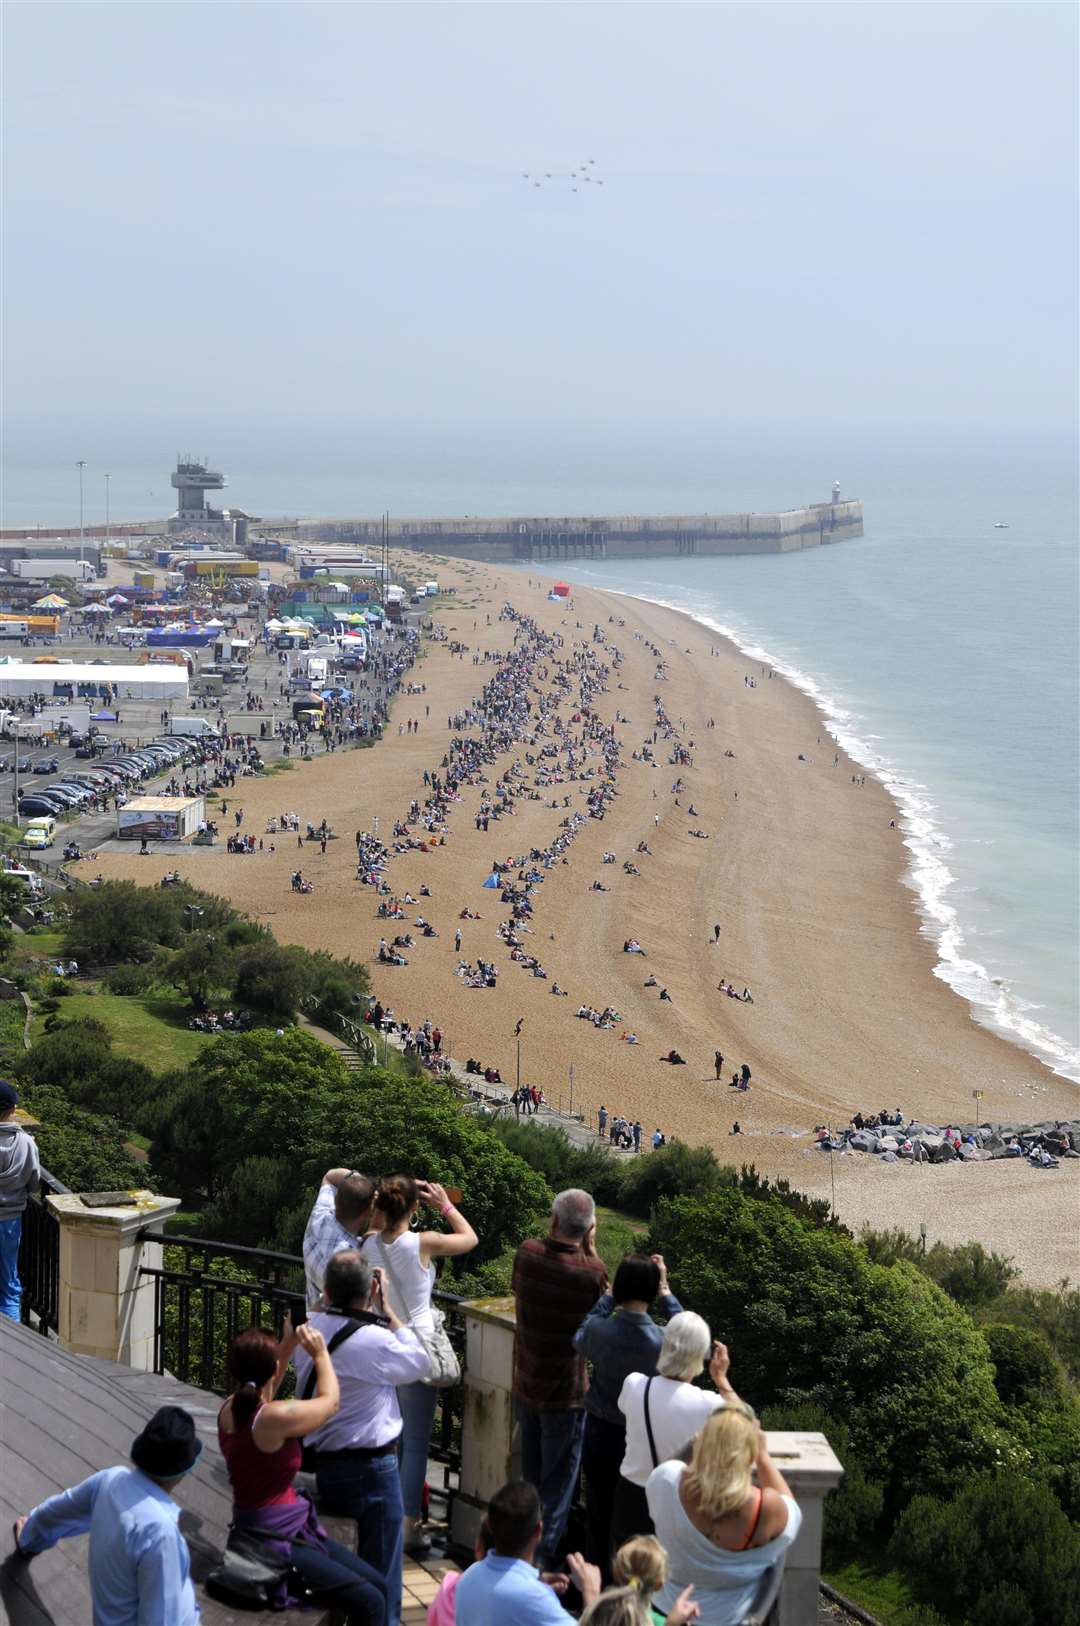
xmin=516 ymin=1402 xmax=586 ymax=1570
xmin=316 ymin=1451 xmax=403 ymax=1626
xmin=397 ymin=1381 xmax=439 ymax=1520
xmin=291 ymin=1534 xmax=388 ymax=1626
xmin=0 ymin=1216 xmax=22 ymax=1321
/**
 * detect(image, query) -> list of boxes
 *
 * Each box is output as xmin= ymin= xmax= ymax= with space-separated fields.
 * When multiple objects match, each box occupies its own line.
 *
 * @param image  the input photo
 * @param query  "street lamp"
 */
xmin=104 ymin=473 xmax=111 ymax=544
xmin=76 ymin=461 xmax=87 ymax=564
xmin=11 ymin=719 xmax=21 ymax=829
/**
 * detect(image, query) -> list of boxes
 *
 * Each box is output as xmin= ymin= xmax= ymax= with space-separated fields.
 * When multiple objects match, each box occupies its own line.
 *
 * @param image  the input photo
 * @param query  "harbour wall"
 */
xmin=285 ymin=500 xmax=863 ymax=562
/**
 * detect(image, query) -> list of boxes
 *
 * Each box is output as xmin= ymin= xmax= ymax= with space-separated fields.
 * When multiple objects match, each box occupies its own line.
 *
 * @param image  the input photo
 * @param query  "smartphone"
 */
xmin=291 ymin=1298 xmax=308 ymax=1326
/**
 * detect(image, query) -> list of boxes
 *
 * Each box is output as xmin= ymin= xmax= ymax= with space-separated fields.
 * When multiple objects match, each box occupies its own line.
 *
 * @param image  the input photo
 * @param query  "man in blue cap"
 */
xmin=0 ymin=1078 xmax=40 ymax=1320
xmin=14 ymin=1405 xmax=203 ymax=1625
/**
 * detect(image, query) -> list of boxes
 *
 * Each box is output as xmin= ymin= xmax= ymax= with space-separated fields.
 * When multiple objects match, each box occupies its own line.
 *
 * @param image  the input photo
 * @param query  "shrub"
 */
xmin=21 ymin=1084 xmax=152 ymax=1193
xmin=984 ymin=1322 xmax=1066 ymax=1410
xmin=646 ymin=1187 xmax=1003 ymax=1506
xmin=759 ymin=1401 xmax=884 ymax=1564
xmin=618 ymin=1141 xmax=727 ymax=1218
xmin=106 ymin=963 xmax=157 ymax=996
xmin=923 ymin=1241 xmax=1019 ymax=1309
xmin=890 ymin=1473 xmax=1080 ymax=1626
xmin=488 ymin=1118 xmax=625 ymax=1207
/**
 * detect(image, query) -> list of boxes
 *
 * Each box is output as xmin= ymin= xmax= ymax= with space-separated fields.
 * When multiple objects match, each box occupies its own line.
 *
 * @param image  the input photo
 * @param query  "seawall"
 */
xmin=284 ymin=499 xmax=864 ymax=561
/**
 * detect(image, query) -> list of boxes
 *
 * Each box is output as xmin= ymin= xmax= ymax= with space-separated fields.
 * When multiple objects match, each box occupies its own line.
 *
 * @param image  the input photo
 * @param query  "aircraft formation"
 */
xmin=521 ymin=159 xmax=605 ymax=193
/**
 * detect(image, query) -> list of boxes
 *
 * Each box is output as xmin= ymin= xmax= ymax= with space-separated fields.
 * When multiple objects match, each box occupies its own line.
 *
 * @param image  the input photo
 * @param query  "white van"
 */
xmin=423 ymin=581 xmax=439 ymax=597
xmin=22 ymin=817 xmax=56 ymax=850
xmin=166 ymin=717 xmax=221 ymax=739
xmin=2 ymin=865 xmax=44 ymax=896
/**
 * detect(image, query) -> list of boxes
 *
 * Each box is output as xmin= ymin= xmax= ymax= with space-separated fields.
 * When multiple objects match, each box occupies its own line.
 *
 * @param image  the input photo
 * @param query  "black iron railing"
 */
xmin=19 ymin=1166 xmax=68 ymax=1335
xmin=138 ymin=1232 xmax=465 ymax=1514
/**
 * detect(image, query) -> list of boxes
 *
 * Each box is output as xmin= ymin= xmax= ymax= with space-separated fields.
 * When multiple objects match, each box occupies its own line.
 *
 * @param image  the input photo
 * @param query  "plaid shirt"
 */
xmin=302 ymin=1183 xmax=359 ymax=1307
xmin=512 ymin=1236 xmax=607 ymax=1411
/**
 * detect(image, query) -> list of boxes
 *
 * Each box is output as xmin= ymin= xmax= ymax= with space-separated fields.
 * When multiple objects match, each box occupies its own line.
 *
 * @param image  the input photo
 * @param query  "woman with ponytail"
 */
xmin=362 ymin=1174 xmax=477 ymax=1555
xmin=217 ymin=1321 xmax=389 ymax=1623
xmin=644 ymin=1409 xmax=801 ymax=1624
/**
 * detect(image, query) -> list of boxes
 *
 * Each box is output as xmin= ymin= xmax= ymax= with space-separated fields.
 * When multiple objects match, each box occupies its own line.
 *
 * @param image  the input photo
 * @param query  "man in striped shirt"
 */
xmin=512 ymin=1189 xmax=608 ymax=1572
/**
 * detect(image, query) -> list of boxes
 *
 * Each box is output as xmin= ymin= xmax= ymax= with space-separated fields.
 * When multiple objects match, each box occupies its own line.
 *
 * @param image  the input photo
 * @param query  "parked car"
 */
xmin=33 ymin=757 xmax=61 ymax=774
xmin=18 ymin=795 xmax=67 ymax=818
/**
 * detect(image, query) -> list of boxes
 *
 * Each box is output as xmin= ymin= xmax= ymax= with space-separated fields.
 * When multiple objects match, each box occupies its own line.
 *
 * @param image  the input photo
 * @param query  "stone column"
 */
xmin=47 ymin=1190 xmax=181 ymax=1371
xmin=451 ymin=1298 xmax=843 ymax=1624
xmin=452 ymin=1295 xmax=519 ymax=1552
xmin=766 ymin=1431 xmax=845 ymax=1625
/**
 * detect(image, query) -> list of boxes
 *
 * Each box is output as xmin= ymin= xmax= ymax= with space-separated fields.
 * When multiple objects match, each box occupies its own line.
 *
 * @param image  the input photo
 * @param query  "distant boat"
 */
xmin=994 ymin=521 xmax=1010 ymax=529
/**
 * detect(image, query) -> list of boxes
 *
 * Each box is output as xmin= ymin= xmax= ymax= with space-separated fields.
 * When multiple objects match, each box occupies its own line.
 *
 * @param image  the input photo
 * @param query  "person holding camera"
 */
xmin=295 ymin=1250 xmax=431 ymax=1626
xmin=361 ymin=1174 xmax=477 ymax=1556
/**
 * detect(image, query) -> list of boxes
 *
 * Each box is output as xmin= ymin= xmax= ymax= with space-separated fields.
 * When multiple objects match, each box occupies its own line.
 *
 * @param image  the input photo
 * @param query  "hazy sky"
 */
xmin=3 ymin=2 xmax=1077 ymax=442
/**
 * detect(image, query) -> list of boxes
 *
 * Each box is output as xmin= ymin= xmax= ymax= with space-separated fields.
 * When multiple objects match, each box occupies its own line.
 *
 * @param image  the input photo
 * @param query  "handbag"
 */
xmin=205 ymin=1528 xmax=292 ymax=1609
xmin=375 ymin=1238 xmax=461 ymax=1389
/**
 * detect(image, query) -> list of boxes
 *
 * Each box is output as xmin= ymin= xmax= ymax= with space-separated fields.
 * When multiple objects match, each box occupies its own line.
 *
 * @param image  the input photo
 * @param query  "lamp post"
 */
xmin=76 ymin=461 xmax=87 ymax=565
xmin=12 ymin=719 xmax=20 ymax=829
xmin=104 ymin=472 xmax=111 ymax=544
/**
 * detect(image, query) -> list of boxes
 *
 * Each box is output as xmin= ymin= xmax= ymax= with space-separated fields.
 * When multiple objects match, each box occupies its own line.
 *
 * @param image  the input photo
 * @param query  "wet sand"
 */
xmin=88 ymin=554 xmax=1079 ymax=1284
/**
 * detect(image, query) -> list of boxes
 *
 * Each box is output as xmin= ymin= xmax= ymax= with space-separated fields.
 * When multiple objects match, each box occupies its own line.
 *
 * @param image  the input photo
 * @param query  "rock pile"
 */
xmin=817 ymin=1119 xmax=1080 ymax=1166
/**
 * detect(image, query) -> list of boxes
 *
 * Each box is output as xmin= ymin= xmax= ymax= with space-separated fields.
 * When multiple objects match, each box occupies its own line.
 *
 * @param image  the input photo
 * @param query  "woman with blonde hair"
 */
xmin=645 ymin=1408 xmax=801 ymax=1624
xmin=579 ymin=1535 xmax=701 ymax=1624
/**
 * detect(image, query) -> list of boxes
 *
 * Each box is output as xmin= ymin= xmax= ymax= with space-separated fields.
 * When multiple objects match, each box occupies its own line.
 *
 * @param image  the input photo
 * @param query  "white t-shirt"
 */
xmin=618 ymin=1372 xmax=726 ymax=1486
xmin=360 ymin=1228 xmax=436 ymax=1336
xmin=646 ymin=1459 xmax=802 ymax=1625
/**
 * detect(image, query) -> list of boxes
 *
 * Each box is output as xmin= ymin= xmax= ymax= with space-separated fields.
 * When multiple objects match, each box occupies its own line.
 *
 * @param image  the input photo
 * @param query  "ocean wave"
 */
xmin=600 ymin=585 xmax=1080 ymax=1085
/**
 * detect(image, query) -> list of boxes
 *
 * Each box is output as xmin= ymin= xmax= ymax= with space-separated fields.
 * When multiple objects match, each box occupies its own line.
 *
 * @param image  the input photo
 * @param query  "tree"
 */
xmin=156 ymin=934 xmax=234 ymax=1011
xmin=984 ymin=1323 xmax=1066 ymax=1411
xmin=646 ymin=1187 xmax=1004 ymax=1505
xmin=890 ymin=1474 xmax=1080 ymax=1626
xmin=232 ymin=941 xmax=311 ymax=1024
xmin=148 ymin=1029 xmax=351 ymax=1201
xmin=15 ymin=1017 xmax=156 ymax=1129
xmin=21 ymin=1084 xmax=152 ymax=1193
xmin=64 ymin=880 xmax=187 ymax=963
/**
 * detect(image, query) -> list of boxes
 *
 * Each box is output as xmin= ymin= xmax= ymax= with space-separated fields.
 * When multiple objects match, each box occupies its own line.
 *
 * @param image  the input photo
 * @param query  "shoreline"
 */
xmin=528 ymin=569 xmax=1080 ymax=1085
xmin=83 ymin=552 xmax=1079 ymax=1284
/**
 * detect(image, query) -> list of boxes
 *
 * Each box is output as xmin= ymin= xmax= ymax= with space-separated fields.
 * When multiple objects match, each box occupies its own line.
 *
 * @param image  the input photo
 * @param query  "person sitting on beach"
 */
xmin=659 ymin=988 xmax=672 ymax=1002
xmin=643 ymin=974 xmax=658 ymax=988
xmin=662 ymin=1051 xmax=686 ymax=1066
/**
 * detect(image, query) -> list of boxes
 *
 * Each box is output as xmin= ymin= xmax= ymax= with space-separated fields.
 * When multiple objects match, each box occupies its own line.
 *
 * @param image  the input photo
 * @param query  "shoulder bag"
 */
xmin=643 ymin=1375 xmax=660 ymax=1470
xmin=206 ymin=1529 xmax=292 ymax=1610
xmin=375 ymin=1237 xmax=461 ymax=1389
xmin=299 ymin=1316 xmax=363 ymax=1471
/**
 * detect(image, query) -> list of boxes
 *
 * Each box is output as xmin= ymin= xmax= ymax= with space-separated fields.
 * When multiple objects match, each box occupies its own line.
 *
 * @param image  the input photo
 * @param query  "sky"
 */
xmin=2 ymin=1 xmax=1077 ymax=463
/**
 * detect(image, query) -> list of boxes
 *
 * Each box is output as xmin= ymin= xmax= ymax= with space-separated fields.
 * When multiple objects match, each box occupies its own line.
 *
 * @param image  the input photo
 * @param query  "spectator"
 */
xmin=646 ymin=1409 xmax=801 ymax=1624
xmin=14 ymin=1406 xmax=202 ymax=1625
xmin=512 ymin=1189 xmax=608 ymax=1571
xmin=362 ymin=1175 xmax=477 ymax=1555
xmin=452 ymin=1480 xmax=600 ymax=1624
xmin=303 ymin=1167 xmax=376 ymax=1308
xmin=295 ymin=1249 xmax=431 ymax=1626
xmin=218 ymin=1322 xmax=388 ymax=1623
xmin=613 ymin=1315 xmax=739 ymax=1552
xmin=0 ymin=1079 xmax=40 ymax=1320
xmin=579 ymin=1535 xmax=700 ymax=1624
xmin=574 ymin=1253 xmax=683 ymax=1581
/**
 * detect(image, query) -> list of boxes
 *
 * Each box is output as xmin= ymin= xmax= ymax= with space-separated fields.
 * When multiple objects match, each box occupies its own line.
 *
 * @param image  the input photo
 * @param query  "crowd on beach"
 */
xmin=4 ymin=1092 xmax=802 ymax=1626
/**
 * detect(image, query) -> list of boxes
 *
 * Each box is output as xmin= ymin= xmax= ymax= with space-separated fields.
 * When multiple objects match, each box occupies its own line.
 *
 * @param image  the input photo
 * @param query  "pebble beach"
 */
xmin=89 ymin=554 xmax=1079 ymax=1285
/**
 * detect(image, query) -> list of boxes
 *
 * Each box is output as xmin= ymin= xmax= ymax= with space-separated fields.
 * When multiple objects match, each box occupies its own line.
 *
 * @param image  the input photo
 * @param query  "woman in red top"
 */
xmin=219 ymin=1321 xmax=389 ymax=1624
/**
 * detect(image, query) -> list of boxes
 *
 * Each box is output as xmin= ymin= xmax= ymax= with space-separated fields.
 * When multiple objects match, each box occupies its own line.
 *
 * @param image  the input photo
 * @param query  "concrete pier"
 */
xmin=285 ymin=499 xmax=863 ymax=562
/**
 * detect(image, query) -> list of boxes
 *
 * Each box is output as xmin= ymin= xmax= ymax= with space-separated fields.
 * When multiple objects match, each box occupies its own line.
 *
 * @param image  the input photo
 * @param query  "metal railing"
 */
xmin=19 ymin=1165 xmax=69 ymax=1335
xmin=138 ymin=1232 xmax=465 ymax=1512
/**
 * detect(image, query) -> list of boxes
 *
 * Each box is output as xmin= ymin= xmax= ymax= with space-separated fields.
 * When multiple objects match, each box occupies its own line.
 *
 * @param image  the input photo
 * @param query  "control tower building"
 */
xmin=168 ymin=456 xmax=232 ymax=538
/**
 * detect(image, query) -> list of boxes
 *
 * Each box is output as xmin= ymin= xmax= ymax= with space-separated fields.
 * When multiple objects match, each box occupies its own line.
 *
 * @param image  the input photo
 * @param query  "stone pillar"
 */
xmin=452 ymin=1296 xmax=519 ymax=1551
xmin=47 ymin=1190 xmax=181 ymax=1371
xmin=766 ymin=1432 xmax=844 ymax=1625
xmin=451 ymin=1299 xmax=843 ymax=1624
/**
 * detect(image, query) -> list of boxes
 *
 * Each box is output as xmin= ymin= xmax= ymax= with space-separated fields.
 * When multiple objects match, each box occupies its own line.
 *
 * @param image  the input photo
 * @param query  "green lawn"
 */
xmin=33 ymin=987 xmax=215 ymax=1070
xmin=824 ymin=1561 xmax=922 ymax=1624
xmin=595 ymin=1205 xmax=648 ymax=1276
xmin=10 ymin=929 xmax=66 ymax=963
xmin=0 ymin=997 xmax=27 ymax=1070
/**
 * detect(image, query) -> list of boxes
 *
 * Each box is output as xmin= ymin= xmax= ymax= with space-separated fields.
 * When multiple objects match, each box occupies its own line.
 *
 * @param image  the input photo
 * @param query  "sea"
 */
xmin=3 ymin=422 xmax=1077 ymax=1080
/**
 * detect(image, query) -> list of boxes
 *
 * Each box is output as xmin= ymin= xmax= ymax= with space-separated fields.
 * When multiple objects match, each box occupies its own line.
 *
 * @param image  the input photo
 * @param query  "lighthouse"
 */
xmin=831 ymin=480 xmax=841 ymax=506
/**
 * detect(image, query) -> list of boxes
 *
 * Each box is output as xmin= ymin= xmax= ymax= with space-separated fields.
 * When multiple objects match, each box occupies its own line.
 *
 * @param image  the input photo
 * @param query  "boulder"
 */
xmin=1069 ymin=1132 xmax=1080 ymax=1153
xmin=930 ymin=1140 xmax=956 ymax=1163
xmin=880 ymin=1150 xmax=899 ymax=1163
xmin=879 ymin=1135 xmax=900 ymax=1153
xmin=849 ymin=1131 xmax=879 ymax=1154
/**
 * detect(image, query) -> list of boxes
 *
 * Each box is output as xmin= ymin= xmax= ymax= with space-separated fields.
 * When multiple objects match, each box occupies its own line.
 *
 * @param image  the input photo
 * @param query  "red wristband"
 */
xmin=439 ymin=1202 xmax=454 ymax=1215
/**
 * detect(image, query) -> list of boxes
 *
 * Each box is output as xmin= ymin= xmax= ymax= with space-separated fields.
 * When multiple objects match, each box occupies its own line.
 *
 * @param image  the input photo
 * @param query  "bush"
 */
xmin=21 ymin=1084 xmax=152 ymax=1193
xmin=106 ymin=963 xmax=157 ymax=996
xmin=984 ymin=1322 xmax=1066 ymax=1410
xmin=759 ymin=1401 xmax=884 ymax=1563
xmin=983 ymin=1281 xmax=1080 ymax=1386
xmin=618 ymin=1141 xmax=727 ymax=1219
xmin=232 ymin=941 xmax=309 ymax=1024
xmin=890 ymin=1473 xmax=1080 ymax=1626
xmin=646 ymin=1187 xmax=1004 ymax=1506
xmin=488 ymin=1118 xmax=625 ymax=1208
xmin=923 ymin=1241 xmax=1019 ymax=1309
xmin=16 ymin=1018 xmax=156 ymax=1129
